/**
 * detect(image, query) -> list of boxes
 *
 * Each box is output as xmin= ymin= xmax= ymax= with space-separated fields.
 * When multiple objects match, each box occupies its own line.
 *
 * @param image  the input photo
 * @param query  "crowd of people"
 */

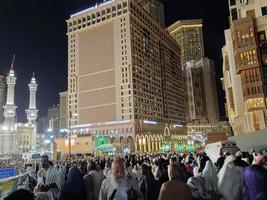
xmin=3 ymin=149 xmax=267 ymax=200
xmin=0 ymin=154 xmax=24 ymax=169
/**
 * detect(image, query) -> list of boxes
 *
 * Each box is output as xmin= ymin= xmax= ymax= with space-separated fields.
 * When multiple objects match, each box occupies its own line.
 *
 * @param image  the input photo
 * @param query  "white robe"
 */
xmin=99 ymin=173 xmax=140 ymax=200
xmin=46 ymin=166 xmax=63 ymax=200
xmin=217 ymin=155 xmax=243 ymax=200
xmin=84 ymin=170 xmax=105 ymax=200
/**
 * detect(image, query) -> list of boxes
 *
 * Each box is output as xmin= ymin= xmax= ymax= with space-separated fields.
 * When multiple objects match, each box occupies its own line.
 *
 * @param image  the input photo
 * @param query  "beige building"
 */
xmin=0 ymin=74 xmax=5 ymax=124
xmin=17 ymin=123 xmax=36 ymax=153
xmin=66 ymin=0 xmax=186 ymax=152
xmin=53 ymin=135 xmax=92 ymax=160
xmin=222 ymin=0 xmax=267 ymax=134
xmin=186 ymin=58 xmax=219 ymax=123
xmin=167 ymin=19 xmax=205 ymax=68
xmin=59 ymin=91 xmax=68 ymax=131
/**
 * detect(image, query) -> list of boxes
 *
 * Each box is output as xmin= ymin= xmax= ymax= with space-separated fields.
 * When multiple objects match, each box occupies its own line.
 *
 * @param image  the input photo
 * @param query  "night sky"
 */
xmin=0 ymin=0 xmax=229 ymax=122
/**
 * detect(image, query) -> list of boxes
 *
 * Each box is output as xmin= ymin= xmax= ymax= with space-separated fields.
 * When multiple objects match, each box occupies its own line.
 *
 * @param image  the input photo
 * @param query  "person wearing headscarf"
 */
xmin=59 ymin=166 xmax=86 ymax=200
xmin=217 ymin=155 xmax=243 ymax=200
xmin=158 ymin=163 xmax=193 ymax=200
xmin=138 ymin=164 xmax=159 ymax=200
xmin=187 ymin=160 xmax=219 ymax=200
xmin=242 ymin=150 xmax=267 ymax=200
xmin=202 ymin=160 xmax=221 ymax=199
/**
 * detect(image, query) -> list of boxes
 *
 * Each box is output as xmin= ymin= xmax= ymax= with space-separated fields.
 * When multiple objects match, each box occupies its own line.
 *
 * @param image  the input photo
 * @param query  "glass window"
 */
xmin=262 ymin=6 xmax=267 ymax=16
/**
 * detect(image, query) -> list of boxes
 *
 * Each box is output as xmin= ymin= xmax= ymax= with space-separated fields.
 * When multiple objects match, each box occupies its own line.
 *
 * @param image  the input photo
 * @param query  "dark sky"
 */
xmin=0 ymin=0 xmax=229 ymax=122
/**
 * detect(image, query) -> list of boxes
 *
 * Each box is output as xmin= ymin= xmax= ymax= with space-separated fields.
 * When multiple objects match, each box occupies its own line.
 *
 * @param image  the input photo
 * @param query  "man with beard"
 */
xmin=37 ymin=155 xmax=63 ymax=200
xmin=99 ymin=158 xmax=141 ymax=200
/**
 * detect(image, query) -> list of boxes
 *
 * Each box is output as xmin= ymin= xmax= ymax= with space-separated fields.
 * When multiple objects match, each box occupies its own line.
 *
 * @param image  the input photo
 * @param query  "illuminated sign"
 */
xmin=0 ymin=168 xmax=16 ymax=179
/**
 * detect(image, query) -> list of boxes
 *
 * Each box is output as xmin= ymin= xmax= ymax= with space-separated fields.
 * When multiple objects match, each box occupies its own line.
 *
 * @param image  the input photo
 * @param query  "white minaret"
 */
xmin=25 ymin=73 xmax=38 ymax=124
xmin=3 ymin=55 xmax=17 ymax=130
xmin=1 ymin=55 xmax=18 ymax=154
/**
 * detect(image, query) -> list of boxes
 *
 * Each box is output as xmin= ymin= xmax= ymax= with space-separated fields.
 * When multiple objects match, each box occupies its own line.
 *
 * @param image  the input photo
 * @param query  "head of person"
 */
xmin=67 ymin=166 xmax=83 ymax=183
xmin=4 ymin=189 xmax=35 ymax=200
xmin=141 ymin=164 xmax=149 ymax=176
xmin=235 ymin=151 xmax=242 ymax=159
xmin=112 ymin=158 xmax=125 ymax=179
xmin=252 ymin=150 xmax=267 ymax=166
xmin=41 ymin=155 xmax=49 ymax=169
xmin=168 ymin=163 xmax=180 ymax=181
xmin=169 ymin=157 xmax=176 ymax=164
xmin=223 ymin=151 xmax=230 ymax=157
xmin=88 ymin=161 xmax=97 ymax=171
xmin=105 ymin=161 xmax=111 ymax=168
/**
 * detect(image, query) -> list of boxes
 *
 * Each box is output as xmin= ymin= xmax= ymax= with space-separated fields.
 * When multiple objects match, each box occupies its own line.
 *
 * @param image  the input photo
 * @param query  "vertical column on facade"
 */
xmin=148 ymin=138 xmax=151 ymax=152
xmin=143 ymin=138 xmax=147 ymax=152
xmin=159 ymin=140 xmax=162 ymax=150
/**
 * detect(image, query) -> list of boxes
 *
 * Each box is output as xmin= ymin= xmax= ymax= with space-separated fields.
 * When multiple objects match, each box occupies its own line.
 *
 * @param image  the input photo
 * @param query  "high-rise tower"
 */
xmin=137 ymin=0 xmax=165 ymax=27
xmin=25 ymin=73 xmax=38 ymax=125
xmin=3 ymin=55 xmax=17 ymax=130
xmin=66 ymin=0 xmax=186 ymax=152
xmin=168 ymin=19 xmax=204 ymax=68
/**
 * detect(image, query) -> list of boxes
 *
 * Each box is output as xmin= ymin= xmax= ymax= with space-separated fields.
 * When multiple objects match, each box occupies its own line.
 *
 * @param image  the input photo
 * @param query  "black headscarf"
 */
xmin=59 ymin=167 xmax=86 ymax=200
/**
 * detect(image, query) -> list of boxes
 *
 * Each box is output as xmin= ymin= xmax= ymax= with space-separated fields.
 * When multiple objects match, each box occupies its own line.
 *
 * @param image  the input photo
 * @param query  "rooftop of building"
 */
xmin=69 ymin=0 xmax=117 ymax=18
xmin=167 ymin=19 xmax=203 ymax=33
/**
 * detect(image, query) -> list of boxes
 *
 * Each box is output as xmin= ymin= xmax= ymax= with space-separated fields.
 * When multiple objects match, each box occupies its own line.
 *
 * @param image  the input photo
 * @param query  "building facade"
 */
xmin=222 ymin=0 xmax=267 ymax=134
xmin=47 ymin=104 xmax=60 ymax=138
xmin=167 ymin=19 xmax=205 ymax=68
xmin=66 ymin=0 xmax=186 ymax=152
xmin=136 ymin=0 xmax=165 ymax=27
xmin=59 ymin=91 xmax=68 ymax=131
xmin=53 ymin=135 xmax=92 ymax=160
xmin=185 ymin=58 xmax=219 ymax=123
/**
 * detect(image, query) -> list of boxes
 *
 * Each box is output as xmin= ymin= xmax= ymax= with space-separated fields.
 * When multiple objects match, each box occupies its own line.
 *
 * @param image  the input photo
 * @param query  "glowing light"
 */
xmin=174 ymin=124 xmax=183 ymax=128
xmin=143 ymin=120 xmax=157 ymax=125
xmin=71 ymin=0 xmax=115 ymax=18
xmin=1 ymin=126 xmax=8 ymax=131
xmin=105 ymin=120 xmax=130 ymax=125
xmin=71 ymin=124 xmax=91 ymax=129
xmin=47 ymin=128 xmax=52 ymax=132
xmin=44 ymin=140 xmax=51 ymax=144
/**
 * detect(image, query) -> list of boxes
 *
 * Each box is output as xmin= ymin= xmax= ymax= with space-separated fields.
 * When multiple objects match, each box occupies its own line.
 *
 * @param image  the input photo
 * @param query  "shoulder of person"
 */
xmin=83 ymin=173 xmax=91 ymax=179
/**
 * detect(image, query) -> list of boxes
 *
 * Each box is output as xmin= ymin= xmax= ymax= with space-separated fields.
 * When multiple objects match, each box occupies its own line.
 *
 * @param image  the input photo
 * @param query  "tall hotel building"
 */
xmin=168 ymin=19 xmax=219 ymax=123
xmin=66 ymin=0 xmax=186 ymax=152
xmin=136 ymin=0 xmax=165 ymax=27
xmin=222 ymin=0 xmax=267 ymax=134
xmin=167 ymin=19 xmax=205 ymax=68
